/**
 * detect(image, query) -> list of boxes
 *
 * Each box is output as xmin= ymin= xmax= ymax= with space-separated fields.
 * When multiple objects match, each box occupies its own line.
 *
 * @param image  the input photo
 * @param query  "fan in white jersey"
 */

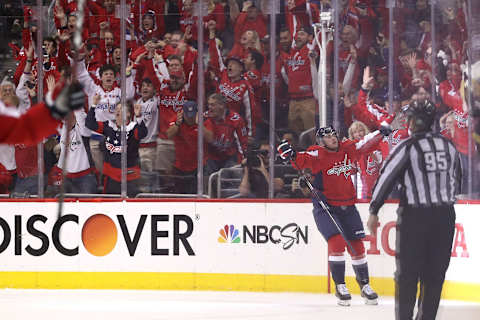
xmin=75 ymin=58 xmax=136 ymax=178
xmin=135 ymin=78 xmax=159 ymax=192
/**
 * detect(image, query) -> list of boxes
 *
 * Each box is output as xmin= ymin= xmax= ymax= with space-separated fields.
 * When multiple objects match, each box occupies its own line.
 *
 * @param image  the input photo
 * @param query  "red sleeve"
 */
xmin=0 ymin=103 xmax=60 ymax=146
xmin=56 ymin=39 xmax=70 ymax=69
xmin=213 ymin=4 xmax=226 ymax=32
xmin=208 ymin=37 xmax=221 ymax=75
xmin=344 ymin=105 xmax=354 ymax=129
xmin=234 ymin=12 xmax=248 ymax=43
xmin=87 ymin=0 xmax=103 ymax=15
xmin=294 ymin=146 xmax=323 ymax=172
xmin=353 ymin=89 xmax=381 ymax=131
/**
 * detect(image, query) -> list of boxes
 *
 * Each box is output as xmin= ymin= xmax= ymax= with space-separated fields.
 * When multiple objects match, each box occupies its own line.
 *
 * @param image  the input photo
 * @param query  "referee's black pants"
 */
xmin=395 ymin=205 xmax=456 ymax=320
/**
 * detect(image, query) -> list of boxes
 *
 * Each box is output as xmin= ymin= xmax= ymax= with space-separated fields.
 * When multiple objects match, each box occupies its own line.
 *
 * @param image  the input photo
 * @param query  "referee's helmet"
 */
xmin=403 ymin=99 xmax=436 ymax=132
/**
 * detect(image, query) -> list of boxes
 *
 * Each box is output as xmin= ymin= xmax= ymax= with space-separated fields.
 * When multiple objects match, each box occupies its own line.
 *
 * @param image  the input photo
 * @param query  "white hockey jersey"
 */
xmin=135 ymin=95 xmax=159 ymax=144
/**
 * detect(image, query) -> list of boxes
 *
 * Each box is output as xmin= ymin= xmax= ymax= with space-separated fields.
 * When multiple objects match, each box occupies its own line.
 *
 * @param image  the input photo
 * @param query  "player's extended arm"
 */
xmin=0 ymin=102 xmax=60 ymax=145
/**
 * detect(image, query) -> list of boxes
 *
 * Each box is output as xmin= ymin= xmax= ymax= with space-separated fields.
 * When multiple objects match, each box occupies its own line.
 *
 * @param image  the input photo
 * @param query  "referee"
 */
xmin=367 ymin=100 xmax=462 ymax=320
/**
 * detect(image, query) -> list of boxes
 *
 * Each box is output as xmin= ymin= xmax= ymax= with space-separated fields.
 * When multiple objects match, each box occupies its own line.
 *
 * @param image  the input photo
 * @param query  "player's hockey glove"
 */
xmin=277 ymin=139 xmax=296 ymax=162
xmin=47 ymin=81 xmax=85 ymax=119
xmin=379 ymin=121 xmax=393 ymax=137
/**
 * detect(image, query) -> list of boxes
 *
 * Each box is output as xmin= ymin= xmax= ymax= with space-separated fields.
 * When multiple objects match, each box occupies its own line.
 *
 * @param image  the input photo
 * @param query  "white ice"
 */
xmin=0 ymin=289 xmax=479 ymax=320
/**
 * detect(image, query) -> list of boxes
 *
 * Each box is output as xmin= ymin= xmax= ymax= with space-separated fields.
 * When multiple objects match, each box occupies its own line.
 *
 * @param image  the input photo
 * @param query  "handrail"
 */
xmin=136 ymin=193 xmax=209 ymax=199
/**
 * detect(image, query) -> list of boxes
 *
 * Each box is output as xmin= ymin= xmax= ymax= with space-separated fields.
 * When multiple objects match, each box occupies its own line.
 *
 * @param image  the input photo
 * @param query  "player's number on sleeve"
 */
xmin=424 ymin=151 xmax=447 ymax=171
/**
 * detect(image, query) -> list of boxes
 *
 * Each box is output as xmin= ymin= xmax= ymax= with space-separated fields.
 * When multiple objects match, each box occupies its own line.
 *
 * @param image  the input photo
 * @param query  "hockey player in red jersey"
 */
xmin=0 ymin=81 xmax=85 ymax=145
xmin=278 ymin=124 xmax=392 ymax=306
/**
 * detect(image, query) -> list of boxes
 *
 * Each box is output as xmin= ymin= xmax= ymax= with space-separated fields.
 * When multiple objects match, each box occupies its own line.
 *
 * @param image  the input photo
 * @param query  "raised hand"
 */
xmin=46 ymin=75 xmax=56 ymax=93
xmin=362 ymin=66 xmax=374 ymax=90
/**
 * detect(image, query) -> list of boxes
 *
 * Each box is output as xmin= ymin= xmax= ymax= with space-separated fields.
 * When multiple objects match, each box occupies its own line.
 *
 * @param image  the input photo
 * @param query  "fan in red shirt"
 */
xmin=281 ymin=25 xmax=318 ymax=135
xmin=203 ymin=93 xmax=248 ymax=177
xmin=166 ymin=101 xmax=201 ymax=194
xmin=208 ymin=22 xmax=258 ymax=139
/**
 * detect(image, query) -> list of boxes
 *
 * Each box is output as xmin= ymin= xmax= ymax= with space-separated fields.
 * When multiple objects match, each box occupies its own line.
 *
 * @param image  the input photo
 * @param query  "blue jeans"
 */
xmin=13 ymin=176 xmax=39 ymax=195
xmin=65 ymin=173 xmax=97 ymax=194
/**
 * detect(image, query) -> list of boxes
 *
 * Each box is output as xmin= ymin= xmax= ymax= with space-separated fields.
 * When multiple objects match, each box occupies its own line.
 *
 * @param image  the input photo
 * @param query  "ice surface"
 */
xmin=0 ymin=289 xmax=478 ymax=320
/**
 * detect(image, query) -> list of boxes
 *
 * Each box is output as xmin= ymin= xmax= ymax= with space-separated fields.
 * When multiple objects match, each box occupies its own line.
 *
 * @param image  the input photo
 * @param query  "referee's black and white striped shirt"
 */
xmin=369 ymin=132 xmax=462 ymax=215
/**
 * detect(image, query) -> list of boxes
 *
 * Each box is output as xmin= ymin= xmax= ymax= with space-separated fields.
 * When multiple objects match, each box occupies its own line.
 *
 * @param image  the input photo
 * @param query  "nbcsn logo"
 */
xmin=218 ymin=224 xmax=240 ymax=243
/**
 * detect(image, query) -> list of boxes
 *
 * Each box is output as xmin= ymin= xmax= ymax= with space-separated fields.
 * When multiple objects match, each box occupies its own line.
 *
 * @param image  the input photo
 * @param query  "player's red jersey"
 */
xmin=204 ymin=110 xmax=248 ymax=162
xmin=0 ymin=102 xmax=60 ymax=146
xmin=173 ymin=123 xmax=200 ymax=172
xmin=295 ymin=133 xmax=382 ymax=206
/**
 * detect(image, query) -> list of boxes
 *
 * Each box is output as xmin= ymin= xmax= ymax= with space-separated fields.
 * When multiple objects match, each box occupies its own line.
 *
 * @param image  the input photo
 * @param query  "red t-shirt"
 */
xmin=173 ymin=123 xmax=200 ymax=172
xmin=204 ymin=110 xmax=248 ymax=162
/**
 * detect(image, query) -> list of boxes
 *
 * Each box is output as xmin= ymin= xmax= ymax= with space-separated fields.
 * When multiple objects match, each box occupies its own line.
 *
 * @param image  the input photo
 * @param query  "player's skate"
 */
xmin=360 ymin=283 xmax=378 ymax=305
xmin=335 ymin=283 xmax=351 ymax=306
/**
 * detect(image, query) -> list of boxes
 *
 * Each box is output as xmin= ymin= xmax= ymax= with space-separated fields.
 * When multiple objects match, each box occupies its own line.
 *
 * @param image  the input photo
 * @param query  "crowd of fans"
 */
xmin=0 ymin=0 xmax=478 ymax=199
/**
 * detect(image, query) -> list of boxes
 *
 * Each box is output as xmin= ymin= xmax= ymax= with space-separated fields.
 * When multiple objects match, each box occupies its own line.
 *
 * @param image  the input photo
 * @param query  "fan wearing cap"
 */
xmin=166 ymin=100 xmax=200 ymax=194
xmin=280 ymin=24 xmax=318 ymax=136
xmin=208 ymin=22 xmax=258 ymax=139
xmin=277 ymin=124 xmax=389 ymax=305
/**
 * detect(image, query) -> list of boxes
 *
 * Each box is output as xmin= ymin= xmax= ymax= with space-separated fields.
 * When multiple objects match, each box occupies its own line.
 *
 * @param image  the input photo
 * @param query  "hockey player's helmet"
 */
xmin=316 ymin=125 xmax=337 ymax=138
xmin=402 ymin=99 xmax=436 ymax=132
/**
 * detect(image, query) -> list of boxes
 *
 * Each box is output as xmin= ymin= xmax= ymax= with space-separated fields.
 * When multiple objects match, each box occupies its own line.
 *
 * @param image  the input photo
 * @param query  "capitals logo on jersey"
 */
xmin=327 ymin=154 xmax=354 ymax=179
xmin=286 ymin=52 xmax=306 ymax=72
xmin=219 ymin=83 xmax=244 ymax=102
xmin=160 ymin=92 xmax=185 ymax=112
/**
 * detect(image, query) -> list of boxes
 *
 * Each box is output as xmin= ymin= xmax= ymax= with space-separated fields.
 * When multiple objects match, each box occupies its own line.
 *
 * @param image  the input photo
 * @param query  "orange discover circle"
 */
xmin=82 ymin=214 xmax=118 ymax=257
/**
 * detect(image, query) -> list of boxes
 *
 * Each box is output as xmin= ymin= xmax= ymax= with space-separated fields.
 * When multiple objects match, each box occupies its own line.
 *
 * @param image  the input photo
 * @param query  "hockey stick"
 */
xmin=56 ymin=0 xmax=86 ymax=221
